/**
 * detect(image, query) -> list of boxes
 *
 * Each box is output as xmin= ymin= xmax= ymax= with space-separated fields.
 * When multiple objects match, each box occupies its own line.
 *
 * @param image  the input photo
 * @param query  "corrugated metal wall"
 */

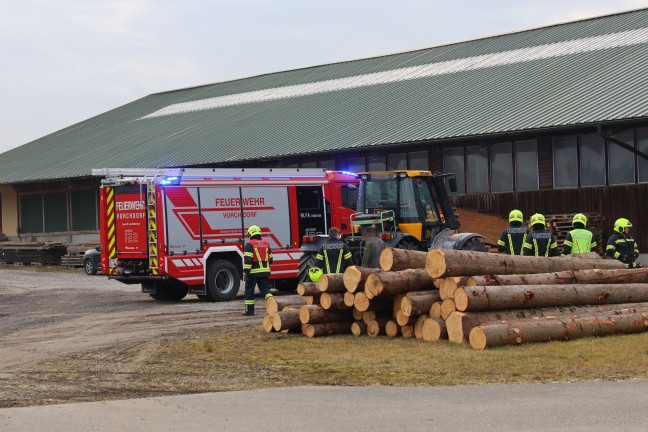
xmin=451 ymin=184 xmax=648 ymax=250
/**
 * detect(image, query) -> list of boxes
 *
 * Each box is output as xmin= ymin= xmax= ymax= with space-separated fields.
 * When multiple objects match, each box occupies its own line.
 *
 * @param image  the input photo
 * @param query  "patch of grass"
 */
xmin=130 ymin=328 xmax=648 ymax=393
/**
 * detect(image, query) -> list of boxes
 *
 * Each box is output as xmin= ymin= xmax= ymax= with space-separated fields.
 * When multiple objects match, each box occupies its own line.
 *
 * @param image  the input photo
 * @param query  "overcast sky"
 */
xmin=1 ymin=0 xmax=648 ymax=154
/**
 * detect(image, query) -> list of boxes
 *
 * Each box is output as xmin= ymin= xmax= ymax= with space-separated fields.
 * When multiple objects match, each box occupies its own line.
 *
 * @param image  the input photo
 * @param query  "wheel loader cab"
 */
xmin=356 ymin=171 xmax=445 ymax=242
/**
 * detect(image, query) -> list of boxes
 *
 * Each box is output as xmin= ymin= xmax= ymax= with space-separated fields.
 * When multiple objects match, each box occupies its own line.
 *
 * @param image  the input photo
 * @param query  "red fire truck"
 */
xmin=94 ymin=168 xmax=359 ymax=301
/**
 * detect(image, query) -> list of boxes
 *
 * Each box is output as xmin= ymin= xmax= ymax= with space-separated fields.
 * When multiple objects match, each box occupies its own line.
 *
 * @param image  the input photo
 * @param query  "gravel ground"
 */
xmin=0 ymin=268 xmax=260 ymax=406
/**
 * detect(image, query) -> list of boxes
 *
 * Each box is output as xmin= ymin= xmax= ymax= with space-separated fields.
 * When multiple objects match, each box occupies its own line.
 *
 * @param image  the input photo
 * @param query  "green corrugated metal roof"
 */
xmin=2 ymin=8 xmax=648 ymax=183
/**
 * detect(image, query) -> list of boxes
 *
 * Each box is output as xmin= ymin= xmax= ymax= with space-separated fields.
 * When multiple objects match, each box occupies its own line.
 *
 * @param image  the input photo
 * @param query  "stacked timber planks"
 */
xmin=262 ymin=248 xmax=648 ymax=349
xmin=0 ymin=242 xmax=67 ymax=265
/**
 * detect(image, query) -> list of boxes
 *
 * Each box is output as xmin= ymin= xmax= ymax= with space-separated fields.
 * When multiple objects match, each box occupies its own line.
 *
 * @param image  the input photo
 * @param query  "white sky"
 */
xmin=1 ymin=0 xmax=647 ymax=154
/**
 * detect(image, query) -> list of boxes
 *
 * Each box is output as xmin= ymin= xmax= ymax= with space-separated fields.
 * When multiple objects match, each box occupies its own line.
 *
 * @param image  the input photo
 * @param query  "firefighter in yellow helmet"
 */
xmin=242 ymin=225 xmax=273 ymax=316
xmin=523 ymin=213 xmax=560 ymax=257
xmin=497 ymin=210 xmax=529 ymax=255
xmin=606 ymin=218 xmax=640 ymax=268
xmin=563 ymin=213 xmax=597 ymax=254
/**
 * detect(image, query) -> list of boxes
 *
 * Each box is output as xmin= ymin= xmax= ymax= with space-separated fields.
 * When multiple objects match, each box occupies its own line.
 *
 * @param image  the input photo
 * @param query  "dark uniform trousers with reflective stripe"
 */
xmin=497 ymin=224 xmax=529 ymax=255
xmin=523 ymin=229 xmax=560 ymax=257
xmin=606 ymin=233 xmax=640 ymax=268
xmin=315 ymin=239 xmax=353 ymax=274
xmin=243 ymin=239 xmax=274 ymax=310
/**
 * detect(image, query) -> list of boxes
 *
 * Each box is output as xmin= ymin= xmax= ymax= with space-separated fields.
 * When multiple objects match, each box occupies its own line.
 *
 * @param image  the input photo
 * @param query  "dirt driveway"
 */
xmin=0 ymin=268 xmax=257 ymax=406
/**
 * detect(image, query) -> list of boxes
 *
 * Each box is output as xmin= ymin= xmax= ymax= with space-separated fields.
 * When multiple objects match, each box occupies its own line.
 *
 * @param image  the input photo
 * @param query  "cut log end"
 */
xmin=440 ymin=298 xmax=456 ymax=320
xmin=385 ymin=320 xmax=400 ymax=337
xmin=262 ymin=314 xmax=275 ymax=333
xmin=351 ymin=321 xmax=367 ymax=336
xmin=469 ymin=327 xmax=488 ymax=350
xmin=446 ymin=311 xmax=467 ymax=344
xmin=379 ymin=248 xmax=395 ymax=272
xmin=453 ymin=288 xmax=468 ymax=312
xmin=354 ymin=292 xmax=371 ymax=312
xmin=344 ymin=292 xmax=356 ymax=307
xmin=429 ymin=302 xmax=442 ymax=318
xmin=425 ymin=249 xmax=446 ymax=278
xmin=421 ymin=317 xmax=446 ymax=342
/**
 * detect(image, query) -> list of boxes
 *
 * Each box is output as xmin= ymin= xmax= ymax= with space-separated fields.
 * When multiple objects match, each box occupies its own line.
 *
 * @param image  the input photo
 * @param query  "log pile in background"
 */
xmin=262 ymin=248 xmax=648 ymax=349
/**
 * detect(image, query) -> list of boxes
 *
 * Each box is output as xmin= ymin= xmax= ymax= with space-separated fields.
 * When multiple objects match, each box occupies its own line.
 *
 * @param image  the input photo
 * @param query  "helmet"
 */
xmin=572 ymin=213 xmax=588 ymax=227
xmin=614 ymin=218 xmax=632 ymax=233
xmin=308 ymin=268 xmax=323 ymax=282
xmin=247 ymin=225 xmax=262 ymax=238
xmin=509 ymin=209 xmax=523 ymax=223
xmin=530 ymin=213 xmax=546 ymax=227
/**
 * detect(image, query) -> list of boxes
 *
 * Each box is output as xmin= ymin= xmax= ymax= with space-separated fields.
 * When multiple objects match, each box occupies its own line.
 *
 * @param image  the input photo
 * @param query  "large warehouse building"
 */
xmin=1 ymin=8 xmax=647 ymax=248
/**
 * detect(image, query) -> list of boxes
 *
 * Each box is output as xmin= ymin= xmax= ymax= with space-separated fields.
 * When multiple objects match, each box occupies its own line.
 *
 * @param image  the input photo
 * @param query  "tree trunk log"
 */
xmin=317 ymin=273 xmax=347 ymax=293
xmin=447 ymin=303 xmax=648 ymax=343
xmin=272 ymin=310 xmax=302 ymax=331
xmin=414 ymin=314 xmax=429 ymax=339
xmin=362 ymin=311 xmax=377 ymax=325
xmin=344 ymin=292 xmax=356 ymax=307
xmin=429 ymin=302 xmax=442 ymax=318
xmin=426 ymin=249 xmax=625 ymax=278
xmin=401 ymin=325 xmax=414 ymax=338
xmin=396 ymin=309 xmax=419 ymax=326
xmin=351 ymin=321 xmax=367 ymax=336
xmin=367 ymin=317 xmax=391 ymax=337
xmin=353 ymin=308 xmax=364 ymax=321
xmin=440 ymin=298 xmax=456 ymax=320
xmin=343 ymin=266 xmax=382 ymax=292
xmin=385 ymin=320 xmax=400 ymax=337
xmin=303 ymin=321 xmax=353 ymax=337
xmin=401 ymin=292 xmax=441 ymax=317
xmin=468 ymin=268 xmax=648 ymax=287
xmin=380 ymin=248 xmax=428 ymax=272
xmin=366 ymin=269 xmax=435 ymax=297
xmin=354 ymin=293 xmax=392 ymax=313
xmin=454 ymin=284 xmax=648 ymax=312
xmin=320 ymin=292 xmax=349 ymax=310
xmin=422 ymin=317 xmax=447 ymax=341
xmin=266 ymin=295 xmax=306 ymax=315
xmin=297 ymin=282 xmax=320 ymax=296
xmin=299 ymin=305 xmax=352 ymax=324
xmin=262 ymin=314 xmax=275 ymax=333
xmin=440 ymin=276 xmax=471 ymax=300
xmin=393 ymin=294 xmax=405 ymax=318
xmin=469 ymin=311 xmax=648 ymax=349
xmin=433 ymin=278 xmax=444 ymax=289
xmin=354 ymin=292 xmax=371 ymax=312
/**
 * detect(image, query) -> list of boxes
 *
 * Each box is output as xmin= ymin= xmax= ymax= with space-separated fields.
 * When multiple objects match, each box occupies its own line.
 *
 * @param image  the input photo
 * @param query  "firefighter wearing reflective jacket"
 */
xmin=606 ymin=218 xmax=640 ymax=268
xmin=497 ymin=210 xmax=529 ymax=255
xmin=315 ymin=227 xmax=353 ymax=274
xmin=242 ymin=225 xmax=273 ymax=316
xmin=563 ymin=213 xmax=597 ymax=255
xmin=523 ymin=213 xmax=560 ymax=257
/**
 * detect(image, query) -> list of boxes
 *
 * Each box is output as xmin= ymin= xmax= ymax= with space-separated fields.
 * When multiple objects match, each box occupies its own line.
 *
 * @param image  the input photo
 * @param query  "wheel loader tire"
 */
xmin=298 ymin=252 xmax=319 ymax=283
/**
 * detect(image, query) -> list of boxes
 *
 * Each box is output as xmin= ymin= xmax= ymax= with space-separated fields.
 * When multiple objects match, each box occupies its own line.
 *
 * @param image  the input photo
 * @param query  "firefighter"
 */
xmin=242 ymin=225 xmax=273 ymax=316
xmin=563 ymin=213 xmax=597 ymax=255
xmin=606 ymin=218 xmax=640 ymax=268
xmin=315 ymin=227 xmax=353 ymax=274
xmin=523 ymin=213 xmax=560 ymax=257
xmin=497 ymin=209 xmax=529 ymax=255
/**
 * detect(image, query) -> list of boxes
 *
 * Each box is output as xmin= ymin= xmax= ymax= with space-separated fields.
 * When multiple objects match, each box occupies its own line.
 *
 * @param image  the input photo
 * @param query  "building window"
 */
xmin=466 ymin=146 xmax=488 ymax=194
xmin=490 ymin=143 xmax=513 ymax=193
xmin=442 ymin=148 xmax=465 ymax=195
xmin=71 ymin=189 xmax=97 ymax=231
xmin=44 ymin=192 xmax=68 ymax=233
xmin=579 ymin=134 xmax=606 ymax=187
xmin=608 ymin=131 xmax=635 ymax=185
xmin=515 ymin=140 xmax=539 ymax=191
xmin=553 ymin=136 xmax=578 ymax=188
xmin=19 ymin=194 xmax=43 ymax=234
xmin=387 ymin=153 xmax=407 ymax=170
xmin=346 ymin=157 xmax=366 ymax=174
xmin=409 ymin=151 xmax=429 ymax=170
xmin=318 ymin=160 xmax=336 ymax=170
xmin=638 ymin=129 xmax=648 ymax=183
xmin=368 ymin=155 xmax=386 ymax=171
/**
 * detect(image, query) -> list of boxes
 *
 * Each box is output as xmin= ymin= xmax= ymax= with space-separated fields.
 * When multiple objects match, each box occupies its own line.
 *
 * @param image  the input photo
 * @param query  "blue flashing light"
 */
xmin=159 ymin=176 xmax=180 ymax=185
xmin=339 ymin=171 xmax=357 ymax=177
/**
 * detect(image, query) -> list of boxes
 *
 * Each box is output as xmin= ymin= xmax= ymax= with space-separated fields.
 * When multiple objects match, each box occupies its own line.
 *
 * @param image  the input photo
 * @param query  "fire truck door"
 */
xmin=296 ymin=186 xmax=326 ymax=237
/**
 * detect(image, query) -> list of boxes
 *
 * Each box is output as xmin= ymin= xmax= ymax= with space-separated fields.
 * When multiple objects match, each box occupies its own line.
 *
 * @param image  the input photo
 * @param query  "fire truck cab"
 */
xmin=94 ymin=168 xmax=358 ymax=301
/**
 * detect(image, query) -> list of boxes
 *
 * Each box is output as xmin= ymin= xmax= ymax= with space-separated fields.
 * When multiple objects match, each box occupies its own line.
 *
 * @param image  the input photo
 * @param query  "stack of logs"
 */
xmin=263 ymin=248 xmax=648 ymax=349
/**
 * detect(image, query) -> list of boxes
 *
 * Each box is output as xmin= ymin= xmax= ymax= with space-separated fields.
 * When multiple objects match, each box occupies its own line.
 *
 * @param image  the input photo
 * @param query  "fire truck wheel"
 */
xmin=148 ymin=282 xmax=188 ymax=301
xmin=297 ymin=252 xmax=318 ymax=282
xmin=205 ymin=260 xmax=241 ymax=301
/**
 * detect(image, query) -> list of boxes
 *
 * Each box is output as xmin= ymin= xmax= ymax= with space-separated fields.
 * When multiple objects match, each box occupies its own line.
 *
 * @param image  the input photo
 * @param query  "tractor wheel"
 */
xmin=298 ymin=252 xmax=318 ymax=283
xmin=460 ymin=237 xmax=488 ymax=252
xmin=274 ymin=278 xmax=298 ymax=292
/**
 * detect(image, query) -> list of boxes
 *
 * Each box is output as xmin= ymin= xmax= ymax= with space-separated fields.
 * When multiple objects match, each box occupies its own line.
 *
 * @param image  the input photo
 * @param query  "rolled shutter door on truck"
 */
xmin=198 ymin=187 xmax=245 ymax=244
xmin=164 ymin=187 xmax=202 ymax=255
